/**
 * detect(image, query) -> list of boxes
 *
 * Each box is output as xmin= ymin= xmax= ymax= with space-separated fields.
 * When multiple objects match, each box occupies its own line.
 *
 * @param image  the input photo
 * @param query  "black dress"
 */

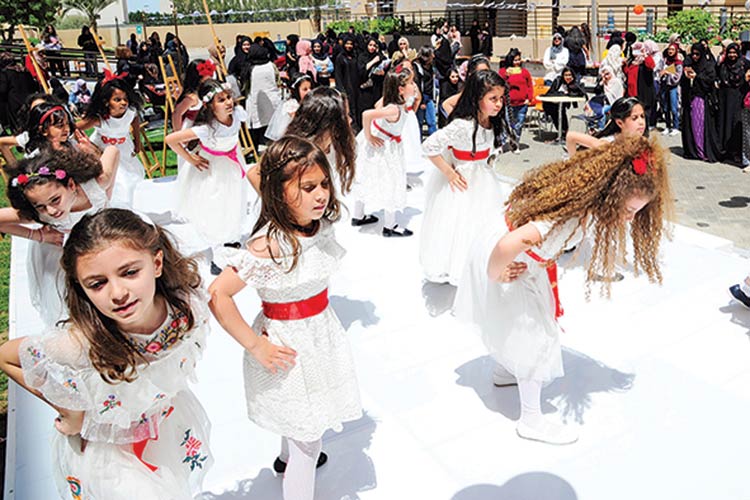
xmin=717 ymin=55 xmax=750 ymax=162
xmin=681 ymin=54 xmax=722 ymax=163
xmin=356 ymin=50 xmax=385 ymax=116
xmin=334 ymin=49 xmax=360 ymax=129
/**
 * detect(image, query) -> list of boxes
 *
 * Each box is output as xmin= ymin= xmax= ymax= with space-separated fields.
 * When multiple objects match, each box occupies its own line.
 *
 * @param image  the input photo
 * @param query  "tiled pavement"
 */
xmin=495 ymin=127 xmax=750 ymax=252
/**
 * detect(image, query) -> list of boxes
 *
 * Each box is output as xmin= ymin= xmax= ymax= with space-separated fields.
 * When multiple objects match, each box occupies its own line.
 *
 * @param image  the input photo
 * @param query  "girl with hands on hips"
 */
xmin=209 ymin=137 xmax=362 ymax=500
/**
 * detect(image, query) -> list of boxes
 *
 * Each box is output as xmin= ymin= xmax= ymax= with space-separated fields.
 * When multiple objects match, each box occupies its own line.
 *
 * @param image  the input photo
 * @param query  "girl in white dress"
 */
xmin=351 ymin=66 xmax=417 ymax=237
xmin=76 ymin=74 xmax=145 ymax=208
xmin=265 ymin=73 xmax=313 ymax=142
xmin=0 ymin=208 xmax=213 ymax=499
xmin=455 ymin=136 xmax=673 ymax=445
xmin=171 ymin=59 xmax=217 ymax=171
xmin=420 ymin=70 xmax=514 ymax=285
xmin=166 ymin=79 xmax=254 ymax=250
xmin=1 ymin=146 xmax=119 ymax=326
xmin=210 ymin=136 xmax=361 ymax=500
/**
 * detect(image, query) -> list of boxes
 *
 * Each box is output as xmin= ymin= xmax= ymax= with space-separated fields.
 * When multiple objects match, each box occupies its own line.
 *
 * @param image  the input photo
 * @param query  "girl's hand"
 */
xmin=74 ymin=130 xmax=101 ymax=157
xmin=366 ymin=133 xmax=384 ymax=148
xmin=498 ymin=261 xmax=528 ymax=282
xmin=40 ymin=226 xmax=64 ymax=246
xmin=248 ymin=334 xmax=297 ymax=374
xmin=54 ymin=409 xmax=84 ymax=435
xmin=448 ymin=170 xmax=468 ymax=192
xmin=190 ymin=154 xmax=209 ymax=171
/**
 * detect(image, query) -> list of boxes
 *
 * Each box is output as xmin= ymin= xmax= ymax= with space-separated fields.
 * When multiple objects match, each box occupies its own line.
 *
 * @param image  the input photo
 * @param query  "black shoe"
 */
xmin=273 ymin=452 xmax=328 ymax=474
xmin=210 ymin=261 xmax=222 ymax=276
xmin=382 ymin=225 xmax=413 ymax=237
xmin=223 ymin=241 xmax=242 ymax=249
xmin=729 ymin=284 xmax=750 ymax=309
xmin=351 ymin=214 xmax=379 ymax=226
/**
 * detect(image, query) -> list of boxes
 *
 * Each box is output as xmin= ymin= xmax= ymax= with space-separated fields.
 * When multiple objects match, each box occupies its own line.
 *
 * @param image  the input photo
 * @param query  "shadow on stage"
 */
xmin=421 ymin=281 xmax=457 ymax=317
xmin=330 ymin=295 xmax=380 ymax=330
xmin=450 ymin=472 xmax=578 ymax=500
xmin=454 ymin=350 xmax=635 ymax=424
xmin=198 ymin=413 xmax=377 ymax=500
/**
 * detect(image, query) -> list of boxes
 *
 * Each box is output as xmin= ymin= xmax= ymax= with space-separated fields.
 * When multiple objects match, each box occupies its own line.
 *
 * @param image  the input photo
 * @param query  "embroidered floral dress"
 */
xmin=19 ymin=298 xmax=213 ymax=499
xmin=217 ymin=221 xmax=362 ymax=442
xmin=419 ymin=118 xmax=508 ymax=286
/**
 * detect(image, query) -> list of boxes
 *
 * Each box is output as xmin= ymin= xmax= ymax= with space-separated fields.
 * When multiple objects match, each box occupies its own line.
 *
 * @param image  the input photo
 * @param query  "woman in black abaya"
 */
xmin=717 ymin=43 xmax=750 ymax=164
xmin=681 ymin=43 xmax=722 ymax=162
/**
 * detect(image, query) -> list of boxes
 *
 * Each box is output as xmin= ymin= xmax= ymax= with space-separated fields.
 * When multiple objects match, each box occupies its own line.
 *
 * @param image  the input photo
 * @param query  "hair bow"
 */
xmin=632 ymin=150 xmax=650 ymax=175
xmin=102 ymin=68 xmax=128 ymax=84
xmin=196 ymin=60 xmax=216 ymax=78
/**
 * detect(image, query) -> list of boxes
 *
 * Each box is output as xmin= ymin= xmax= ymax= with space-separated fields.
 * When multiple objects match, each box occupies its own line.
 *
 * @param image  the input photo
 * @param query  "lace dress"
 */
xmin=176 ymin=106 xmax=255 ymax=246
xmin=217 ymin=222 xmax=362 ymax=442
xmin=28 ymin=179 xmax=108 ymax=327
xmin=455 ymin=217 xmax=586 ymax=382
xmin=351 ymin=104 xmax=409 ymax=212
xmin=90 ymin=107 xmax=144 ymax=208
xmin=19 ymin=297 xmax=213 ymax=499
xmin=420 ymin=118 xmax=509 ymax=286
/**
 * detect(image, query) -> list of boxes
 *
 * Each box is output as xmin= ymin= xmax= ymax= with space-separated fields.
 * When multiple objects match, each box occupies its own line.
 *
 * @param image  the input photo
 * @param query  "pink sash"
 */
xmin=200 ymin=144 xmax=245 ymax=177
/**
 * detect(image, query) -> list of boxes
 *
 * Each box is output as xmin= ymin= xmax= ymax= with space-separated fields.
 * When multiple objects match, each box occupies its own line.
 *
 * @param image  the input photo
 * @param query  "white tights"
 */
xmin=353 ymin=201 xmax=396 ymax=229
xmin=518 ymin=378 xmax=544 ymax=428
xmin=280 ymin=437 xmax=322 ymax=500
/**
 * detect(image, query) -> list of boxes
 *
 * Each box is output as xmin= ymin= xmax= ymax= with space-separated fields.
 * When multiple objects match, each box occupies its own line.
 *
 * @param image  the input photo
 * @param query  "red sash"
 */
xmin=505 ymin=214 xmax=564 ymax=319
xmin=262 ymin=289 xmax=329 ymax=320
xmin=132 ymin=405 xmax=174 ymax=472
xmin=372 ymin=121 xmax=401 ymax=143
xmin=449 ymin=146 xmax=490 ymax=161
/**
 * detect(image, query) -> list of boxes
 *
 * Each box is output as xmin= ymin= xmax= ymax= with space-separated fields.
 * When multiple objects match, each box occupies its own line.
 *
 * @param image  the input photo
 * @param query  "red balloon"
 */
xmin=634 ymin=4 xmax=645 ymax=15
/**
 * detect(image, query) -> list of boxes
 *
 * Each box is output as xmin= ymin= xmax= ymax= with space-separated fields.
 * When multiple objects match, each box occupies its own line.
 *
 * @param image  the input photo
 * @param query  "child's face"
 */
xmin=563 ymin=71 xmax=574 ymax=84
xmin=284 ymin=163 xmax=330 ymax=226
xmin=44 ymin=120 xmax=70 ymax=145
xmin=211 ymin=90 xmax=234 ymax=119
xmin=399 ymin=39 xmax=408 ymax=51
xmin=107 ymin=88 xmax=129 ymax=117
xmin=479 ymin=86 xmax=505 ymax=119
xmin=449 ymin=72 xmax=460 ymax=84
xmin=298 ymin=80 xmax=312 ymax=101
xmin=75 ymin=242 xmax=164 ymax=333
xmin=615 ymin=104 xmax=646 ymax=137
xmin=622 ymin=193 xmax=651 ymax=222
xmin=400 ymin=76 xmax=417 ymax=99
xmin=25 ymin=178 xmax=77 ymax=221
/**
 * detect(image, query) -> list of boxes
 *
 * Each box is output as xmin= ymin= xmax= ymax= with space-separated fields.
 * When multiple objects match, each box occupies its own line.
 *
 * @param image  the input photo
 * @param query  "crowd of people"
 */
xmin=0 ymin=18 xmax=744 ymax=500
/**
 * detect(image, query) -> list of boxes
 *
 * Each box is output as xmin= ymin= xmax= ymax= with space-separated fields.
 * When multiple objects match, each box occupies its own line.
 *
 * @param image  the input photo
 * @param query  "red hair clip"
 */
xmin=102 ymin=68 xmax=128 ymax=84
xmin=196 ymin=60 xmax=216 ymax=78
xmin=394 ymin=63 xmax=404 ymax=74
xmin=632 ymin=150 xmax=650 ymax=175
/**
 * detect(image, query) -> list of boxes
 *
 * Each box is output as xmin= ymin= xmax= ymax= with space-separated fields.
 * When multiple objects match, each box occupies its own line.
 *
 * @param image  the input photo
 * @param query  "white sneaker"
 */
xmin=516 ymin=420 xmax=578 ymax=445
xmin=661 ymin=128 xmax=671 ymax=136
xmin=669 ymin=129 xmax=680 ymax=136
xmin=492 ymin=365 xmax=517 ymax=387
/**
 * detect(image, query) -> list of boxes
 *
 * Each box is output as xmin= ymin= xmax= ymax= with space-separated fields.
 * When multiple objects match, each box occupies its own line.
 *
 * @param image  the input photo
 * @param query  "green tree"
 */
xmin=0 ymin=0 xmax=61 ymax=42
xmin=62 ymin=0 xmax=117 ymax=31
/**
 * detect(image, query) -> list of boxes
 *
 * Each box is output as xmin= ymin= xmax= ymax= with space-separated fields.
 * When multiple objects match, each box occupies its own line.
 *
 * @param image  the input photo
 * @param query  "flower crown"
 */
xmin=196 ymin=60 xmax=216 ymax=78
xmin=11 ymin=166 xmax=67 ymax=187
xmin=202 ymin=82 xmax=232 ymax=103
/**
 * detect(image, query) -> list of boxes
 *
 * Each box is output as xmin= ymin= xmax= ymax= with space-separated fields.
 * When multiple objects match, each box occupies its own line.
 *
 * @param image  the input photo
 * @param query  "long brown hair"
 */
xmin=506 ymin=135 xmax=673 ymax=297
xmin=61 ymin=209 xmax=202 ymax=383
xmin=286 ymin=86 xmax=356 ymax=194
xmin=254 ymin=135 xmax=341 ymax=271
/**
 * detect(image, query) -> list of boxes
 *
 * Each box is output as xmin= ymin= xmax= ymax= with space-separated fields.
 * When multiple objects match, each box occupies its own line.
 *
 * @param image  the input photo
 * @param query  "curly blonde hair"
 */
xmin=506 ymin=135 xmax=674 ymax=297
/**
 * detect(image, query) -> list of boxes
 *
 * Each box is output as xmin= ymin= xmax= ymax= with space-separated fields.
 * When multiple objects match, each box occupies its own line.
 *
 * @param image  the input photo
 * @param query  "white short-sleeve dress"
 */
xmin=420 ymin=118 xmax=509 ymax=285
xmin=217 ymin=221 xmax=362 ymax=442
xmin=455 ymin=215 xmax=586 ymax=382
xmin=19 ymin=298 xmax=213 ymax=499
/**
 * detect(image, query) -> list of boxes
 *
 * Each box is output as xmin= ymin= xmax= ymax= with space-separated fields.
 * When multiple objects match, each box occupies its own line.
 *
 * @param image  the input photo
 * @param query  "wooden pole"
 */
xmin=202 ymin=0 xmax=228 ymax=78
xmin=91 ymin=26 xmax=112 ymax=72
xmin=18 ymin=25 xmax=50 ymax=94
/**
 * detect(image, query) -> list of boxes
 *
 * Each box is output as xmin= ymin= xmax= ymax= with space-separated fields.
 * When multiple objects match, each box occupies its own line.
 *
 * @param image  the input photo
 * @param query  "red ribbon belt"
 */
xmin=101 ymin=136 xmax=127 ymax=145
xmin=505 ymin=213 xmax=564 ymax=320
xmin=449 ymin=146 xmax=490 ymax=161
xmin=372 ymin=121 xmax=401 ymax=143
xmin=262 ymin=288 xmax=329 ymax=320
xmin=200 ymin=144 xmax=246 ymax=177
xmin=132 ymin=405 xmax=174 ymax=472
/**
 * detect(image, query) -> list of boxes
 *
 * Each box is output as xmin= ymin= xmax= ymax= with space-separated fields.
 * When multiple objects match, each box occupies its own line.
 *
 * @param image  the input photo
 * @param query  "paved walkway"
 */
xmin=498 ymin=125 xmax=750 ymax=252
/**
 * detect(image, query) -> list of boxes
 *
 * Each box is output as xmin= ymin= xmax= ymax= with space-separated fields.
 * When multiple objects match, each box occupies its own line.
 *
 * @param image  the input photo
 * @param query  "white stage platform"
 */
xmin=5 ymin=172 xmax=750 ymax=500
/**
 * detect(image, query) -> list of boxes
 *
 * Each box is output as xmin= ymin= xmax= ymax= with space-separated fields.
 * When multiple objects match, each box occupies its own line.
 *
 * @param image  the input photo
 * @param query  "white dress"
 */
xmin=90 ymin=107 xmax=145 ymax=208
xmin=176 ymin=106 xmax=254 ymax=246
xmin=217 ymin=222 xmax=362 ymax=442
xmin=19 ymin=297 xmax=213 ymax=499
xmin=455 ymin=216 xmax=586 ymax=383
xmin=419 ymin=118 xmax=508 ymax=286
xmin=401 ymin=106 xmax=432 ymax=174
xmin=28 ymin=179 xmax=109 ymax=327
xmin=175 ymin=100 xmax=202 ymax=172
xmin=264 ymin=98 xmax=299 ymax=141
xmin=245 ymin=61 xmax=282 ymax=129
xmin=351 ymin=105 xmax=409 ymax=212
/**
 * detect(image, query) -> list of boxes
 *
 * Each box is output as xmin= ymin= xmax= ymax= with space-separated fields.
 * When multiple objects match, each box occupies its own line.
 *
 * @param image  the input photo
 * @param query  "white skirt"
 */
xmin=92 ymin=139 xmax=144 ymax=210
xmin=175 ymin=154 xmax=254 ymax=246
xmin=419 ymin=164 xmax=511 ymax=286
xmin=244 ymin=306 xmax=362 ymax=442
xmin=51 ymin=390 xmax=213 ymax=500
xmin=402 ymin=112 xmax=432 ymax=174
xmin=351 ymin=132 xmax=407 ymax=212
xmin=27 ymin=241 xmax=66 ymax=327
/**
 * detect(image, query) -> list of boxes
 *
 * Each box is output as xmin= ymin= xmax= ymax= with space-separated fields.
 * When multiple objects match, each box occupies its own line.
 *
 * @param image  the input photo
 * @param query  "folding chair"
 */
xmin=158 ymin=54 xmax=183 ymax=170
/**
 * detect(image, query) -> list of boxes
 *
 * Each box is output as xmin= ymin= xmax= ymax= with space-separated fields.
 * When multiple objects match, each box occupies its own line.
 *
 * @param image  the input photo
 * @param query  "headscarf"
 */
xmin=630 ymin=41 xmax=646 ymax=65
xmin=663 ymin=43 xmax=682 ymax=65
xmin=311 ymin=39 xmax=328 ymax=61
xmin=247 ymin=43 xmax=270 ymax=65
xmin=602 ymin=44 xmax=625 ymax=81
xmin=719 ymin=42 xmax=746 ymax=88
xmin=74 ymin=78 xmax=88 ymax=94
xmin=643 ymin=40 xmax=659 ymax=56
xmin=296 ymin=39 xmax=316 ymax=78
xmin=550 ymin=33 xmax=565 ymax=60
